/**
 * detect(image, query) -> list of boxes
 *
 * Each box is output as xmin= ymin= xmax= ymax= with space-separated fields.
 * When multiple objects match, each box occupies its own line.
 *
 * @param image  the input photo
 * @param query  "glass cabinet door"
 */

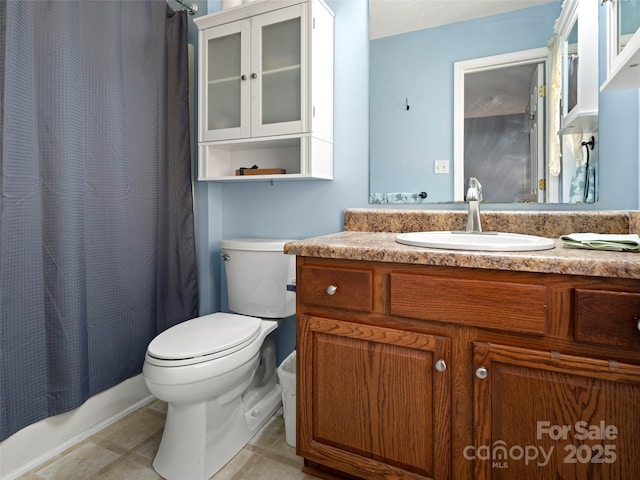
xmin=564 ymin=19 xmax=578 ymax=116
xmin=251 ymin=4 xmax=307 ymax=137
xmin=617 ymin=0 xmax=640 ymax=54
xmin=607 ymin=0 xmax=640 ymax=77
xmin=202 ymin=21 xmax=250 ymax=141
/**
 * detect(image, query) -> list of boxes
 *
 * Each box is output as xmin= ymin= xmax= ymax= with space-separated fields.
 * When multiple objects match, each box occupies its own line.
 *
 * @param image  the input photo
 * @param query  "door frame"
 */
xmin=453 ymin=48 xmax=551 ymax=202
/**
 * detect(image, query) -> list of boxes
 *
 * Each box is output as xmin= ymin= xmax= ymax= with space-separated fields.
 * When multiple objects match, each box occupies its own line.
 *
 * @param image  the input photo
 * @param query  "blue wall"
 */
xmin=598 ymin=2 xmax=640 ymax=211
xmin=193 ymin=0 xmax=640 ymax=360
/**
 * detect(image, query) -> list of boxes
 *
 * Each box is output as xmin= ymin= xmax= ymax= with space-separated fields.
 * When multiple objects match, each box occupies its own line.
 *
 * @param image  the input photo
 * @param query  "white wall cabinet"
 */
xmin=601 ymin=0 xmax=640 ymax=91
xmin=554 ymin=0 xmax=598 ymax=134
xmin=194 ymin=0 xmax=333 ymax=181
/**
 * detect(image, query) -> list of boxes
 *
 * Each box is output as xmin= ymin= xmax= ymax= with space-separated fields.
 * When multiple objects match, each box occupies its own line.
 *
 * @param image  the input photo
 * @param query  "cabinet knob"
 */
xmin=637 ymin=318 xmax=640 ymax=332
xmin=435 ymin=359 xmax=447 ymax=372
xmin=326 ymin=285 xmax=337 ymax=295
xmin=475 ymin=366 xmax=489 ymax=380
xmin=251 ymin=73 xmax=258 ymax=79
xmin=241 ymin=74 xmax=247 ymax=81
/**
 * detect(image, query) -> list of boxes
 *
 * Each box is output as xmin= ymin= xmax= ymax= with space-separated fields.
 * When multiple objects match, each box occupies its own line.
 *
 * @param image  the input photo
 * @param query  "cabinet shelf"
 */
xmin=198 ymin=134 xmax=332 ymax=181
xmin=558 ymin=108 xmax=598 ymax=135
xmin=263 ymin=64 xmax=301 ymax=76
xmin=207 ymin=65 xmax=302 ymax=84
xmin=208 ymin=76 xmax=241 ymax=85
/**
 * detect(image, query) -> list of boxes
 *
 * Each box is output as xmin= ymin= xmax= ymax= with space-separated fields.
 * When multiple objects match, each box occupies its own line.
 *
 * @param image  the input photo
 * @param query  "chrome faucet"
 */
xmin=465 ymin=177 xmax=483 ymax=233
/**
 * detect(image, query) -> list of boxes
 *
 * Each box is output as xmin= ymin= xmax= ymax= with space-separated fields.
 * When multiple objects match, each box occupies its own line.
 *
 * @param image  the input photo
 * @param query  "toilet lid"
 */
xmin=146 ymin=313 xmax=262 ymax=361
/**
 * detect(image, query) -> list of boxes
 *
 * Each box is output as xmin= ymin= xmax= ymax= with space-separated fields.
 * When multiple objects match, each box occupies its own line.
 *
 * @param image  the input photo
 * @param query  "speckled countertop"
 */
xmin=284 ymin=209 xmax=640 ymax=279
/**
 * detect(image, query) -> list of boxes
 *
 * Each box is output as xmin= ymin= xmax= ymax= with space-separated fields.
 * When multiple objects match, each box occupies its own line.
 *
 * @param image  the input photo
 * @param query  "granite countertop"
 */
xmin=284 ymin=210 xmax=640 ymax=279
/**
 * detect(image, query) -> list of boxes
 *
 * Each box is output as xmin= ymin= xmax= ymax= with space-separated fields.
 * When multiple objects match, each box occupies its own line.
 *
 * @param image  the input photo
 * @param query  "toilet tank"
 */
xmin=221 ymin=238 xmax=296 ymax=318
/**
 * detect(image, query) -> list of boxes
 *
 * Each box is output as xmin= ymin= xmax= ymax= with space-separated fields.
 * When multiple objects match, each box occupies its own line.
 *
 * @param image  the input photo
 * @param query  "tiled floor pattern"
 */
xmin=17 ymin=400 xmax=316 ymax=480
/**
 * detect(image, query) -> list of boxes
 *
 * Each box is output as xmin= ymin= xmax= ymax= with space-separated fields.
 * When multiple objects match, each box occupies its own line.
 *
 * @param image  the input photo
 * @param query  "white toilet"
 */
xmin=143 ymin=238 xmax=295 ymax=480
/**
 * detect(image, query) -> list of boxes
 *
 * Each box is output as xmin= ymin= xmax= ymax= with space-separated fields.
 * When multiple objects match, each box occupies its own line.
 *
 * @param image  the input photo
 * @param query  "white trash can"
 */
xmin=277 ymin=351 xmax=296 ymax=447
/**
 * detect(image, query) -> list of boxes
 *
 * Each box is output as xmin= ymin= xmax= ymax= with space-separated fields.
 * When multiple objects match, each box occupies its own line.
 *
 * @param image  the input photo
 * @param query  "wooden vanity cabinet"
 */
xmin=295 ymin=257 xmax=640 ymax=480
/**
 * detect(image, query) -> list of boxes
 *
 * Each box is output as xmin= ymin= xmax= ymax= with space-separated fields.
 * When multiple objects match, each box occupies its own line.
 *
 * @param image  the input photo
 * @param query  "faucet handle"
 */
xmin=467 ymin=177 xmax=483 ymax=202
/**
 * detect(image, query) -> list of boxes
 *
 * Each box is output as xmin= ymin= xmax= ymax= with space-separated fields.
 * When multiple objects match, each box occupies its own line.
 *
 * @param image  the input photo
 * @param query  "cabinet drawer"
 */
xmin=575 ymin=289 xmax=640 ymax=349
xmin=299 ymin=265 xmax=373 ymax=312
xmin=390 ymin=273 xmax=547 ymax=335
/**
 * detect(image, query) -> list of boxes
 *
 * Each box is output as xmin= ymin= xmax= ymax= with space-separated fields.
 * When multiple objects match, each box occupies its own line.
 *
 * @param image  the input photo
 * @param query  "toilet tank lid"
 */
xmin=146 ymin=313 xmax=262 ymax=361
xmin=221 ymin=238 xmax=295 ymax=251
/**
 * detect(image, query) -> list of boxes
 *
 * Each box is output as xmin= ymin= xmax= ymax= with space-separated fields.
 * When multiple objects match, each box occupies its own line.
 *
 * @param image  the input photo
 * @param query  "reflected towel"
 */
xmin=568 ymin=164 xmax=597 ymax=203
xmin=369 ymin=192 xmax=429 ymax=204
xmin=560 ymin=233 xmax=640 ymax=252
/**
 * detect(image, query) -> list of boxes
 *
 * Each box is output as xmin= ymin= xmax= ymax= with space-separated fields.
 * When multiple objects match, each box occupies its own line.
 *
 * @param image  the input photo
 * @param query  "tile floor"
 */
xmin=17 ymin=400 xmax=316 ymax=480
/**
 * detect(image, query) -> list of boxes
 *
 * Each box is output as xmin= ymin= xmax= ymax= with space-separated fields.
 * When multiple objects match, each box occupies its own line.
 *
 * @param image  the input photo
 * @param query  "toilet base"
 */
xmin=152 ymin=381 xmax=282 ymax=480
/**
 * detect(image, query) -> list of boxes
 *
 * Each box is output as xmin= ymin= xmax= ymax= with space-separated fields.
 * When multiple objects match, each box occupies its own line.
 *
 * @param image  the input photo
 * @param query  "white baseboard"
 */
xmin=0 ymin=374 xmax=153 ymax=480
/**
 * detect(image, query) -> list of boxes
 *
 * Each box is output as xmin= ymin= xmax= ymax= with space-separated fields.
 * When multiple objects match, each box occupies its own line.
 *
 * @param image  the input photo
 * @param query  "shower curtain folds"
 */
xmin=0 ymin=0 xmax=198 ymax=441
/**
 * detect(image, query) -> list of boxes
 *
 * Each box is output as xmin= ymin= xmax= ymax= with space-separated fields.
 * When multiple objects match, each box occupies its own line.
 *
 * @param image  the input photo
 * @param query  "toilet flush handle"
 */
xmin=221 ymin=253 xmax=230 ymax=261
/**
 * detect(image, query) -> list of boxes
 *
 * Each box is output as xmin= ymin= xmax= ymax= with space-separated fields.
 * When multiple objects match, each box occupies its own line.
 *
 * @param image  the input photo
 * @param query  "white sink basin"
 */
xmin=396 ymin=231 xmax=555 ymax=252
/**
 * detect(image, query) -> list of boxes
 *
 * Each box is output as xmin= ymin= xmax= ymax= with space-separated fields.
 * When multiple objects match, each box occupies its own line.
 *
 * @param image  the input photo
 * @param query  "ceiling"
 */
xmin=465 ymin=63 xmax=540 ymax=118
xmin=369 ymin=0 xmax=558 ymax=40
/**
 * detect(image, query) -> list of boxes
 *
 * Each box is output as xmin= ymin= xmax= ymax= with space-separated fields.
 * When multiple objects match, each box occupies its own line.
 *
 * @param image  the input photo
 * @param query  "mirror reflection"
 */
xmin=369 ymin=0 xmax=597 ymax=204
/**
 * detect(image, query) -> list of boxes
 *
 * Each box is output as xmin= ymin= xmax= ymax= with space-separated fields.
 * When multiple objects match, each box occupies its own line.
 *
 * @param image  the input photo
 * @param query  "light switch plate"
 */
xmin=434 ymin=160 xmax=449 ymax=174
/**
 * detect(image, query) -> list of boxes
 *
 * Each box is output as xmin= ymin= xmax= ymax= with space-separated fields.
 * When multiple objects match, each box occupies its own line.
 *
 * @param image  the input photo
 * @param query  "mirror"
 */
xmin=369 ymin=0 xmax=597 ymax=204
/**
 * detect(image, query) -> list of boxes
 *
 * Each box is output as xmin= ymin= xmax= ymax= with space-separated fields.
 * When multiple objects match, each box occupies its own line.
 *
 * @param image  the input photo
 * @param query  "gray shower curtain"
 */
xmin=0 ymin=0 xmax=198 ymax=441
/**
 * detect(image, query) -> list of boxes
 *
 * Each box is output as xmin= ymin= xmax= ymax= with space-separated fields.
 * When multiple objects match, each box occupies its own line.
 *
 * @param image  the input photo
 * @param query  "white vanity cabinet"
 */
xmin=602 ymin=0 xmax=640 ymax=91
xmin=554 ymin=0 xmax=598 ymax=134
xmin=194 ymin=0 xmax=333 ymax=181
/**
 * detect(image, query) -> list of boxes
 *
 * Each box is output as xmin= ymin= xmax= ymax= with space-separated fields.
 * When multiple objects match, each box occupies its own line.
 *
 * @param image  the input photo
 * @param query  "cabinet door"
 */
xmin=298 ymin=315 xmax=450 ymax=479
xmin=472 ymin=342 xmax=640 ymax=479
xmin=605 ymin=0 xmax=640 ymax=86
xmin=201 ymin=20 xmax=251 ymax=142
xmin=251 ymin=4 xmax=307 ymax=138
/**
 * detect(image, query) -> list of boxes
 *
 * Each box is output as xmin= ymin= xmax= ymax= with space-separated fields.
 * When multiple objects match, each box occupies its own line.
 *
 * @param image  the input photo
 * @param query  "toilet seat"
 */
xmin=145 ymin=313 xmax=262 ymax=367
